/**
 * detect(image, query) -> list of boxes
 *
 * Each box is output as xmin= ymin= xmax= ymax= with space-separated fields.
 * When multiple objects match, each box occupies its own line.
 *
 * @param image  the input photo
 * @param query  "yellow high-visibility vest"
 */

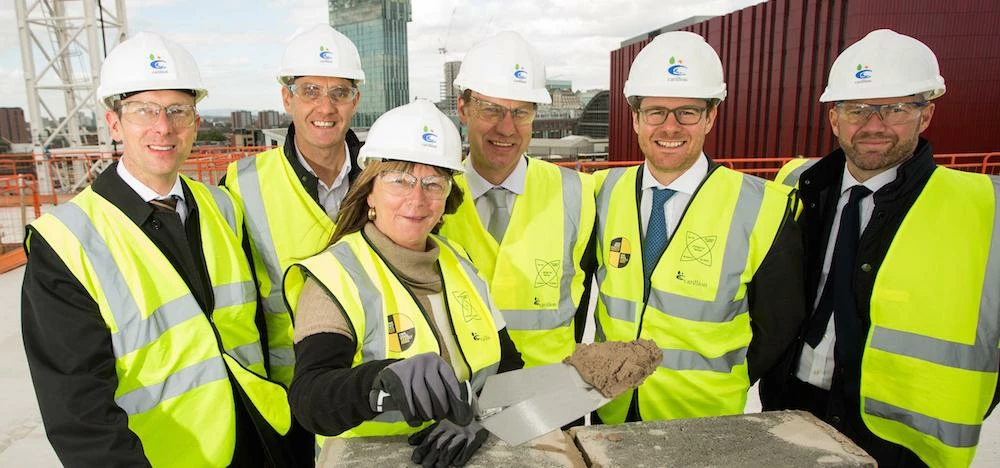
xmin=440 ymin=158 xmax=595 ymax=367
xmin=594 ymin=165 xmax=792 ymax=422
xmin=858 ymin=168 xmax=1000 ymax=467
xmin=225 ymin=147 xmax=336 ymax=385
xmin=29 ymin=178 xmax=290 ymax=467
xmin=286 ymin=231 xmax=501 ymax=439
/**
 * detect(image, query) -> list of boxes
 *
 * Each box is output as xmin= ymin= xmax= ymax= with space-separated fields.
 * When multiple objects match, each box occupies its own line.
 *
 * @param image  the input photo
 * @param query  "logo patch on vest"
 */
xmin=681 ymin=231 xmax=717 ymax=266
xmin=534 ymin=259 xmax=561 ymax=288
xmin=387 ymin=313 xmax=416 ymax=352
xmin=608 ymin=237 xmax=631 ymax=268
xmin=451 ymin=290 xmax=481 ymax=323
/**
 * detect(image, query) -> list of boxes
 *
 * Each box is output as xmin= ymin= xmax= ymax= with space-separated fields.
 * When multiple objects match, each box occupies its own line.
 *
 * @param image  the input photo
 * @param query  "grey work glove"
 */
xmin=372 ymin=353 xmax=473 ymax=427
xmin=408 ymin=419 xmax=488 ymax=467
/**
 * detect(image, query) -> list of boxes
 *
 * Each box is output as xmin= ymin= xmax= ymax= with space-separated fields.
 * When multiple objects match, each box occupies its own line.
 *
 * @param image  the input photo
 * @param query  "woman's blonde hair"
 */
xmin=330 ymin=159 xmax=465 ymax=246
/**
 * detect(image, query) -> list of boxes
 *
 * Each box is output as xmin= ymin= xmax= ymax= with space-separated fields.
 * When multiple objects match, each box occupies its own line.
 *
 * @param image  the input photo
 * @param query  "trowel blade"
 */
xmin=476 ymin=363 xmax=610 ymax=446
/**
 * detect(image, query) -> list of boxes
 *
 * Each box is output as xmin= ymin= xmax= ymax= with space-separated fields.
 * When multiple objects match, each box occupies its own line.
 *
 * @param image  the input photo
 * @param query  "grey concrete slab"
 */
xmin=570 ymin=410 xmax=875 ymax=468
xmin=317 ymin=429 xmax=586 ymax=467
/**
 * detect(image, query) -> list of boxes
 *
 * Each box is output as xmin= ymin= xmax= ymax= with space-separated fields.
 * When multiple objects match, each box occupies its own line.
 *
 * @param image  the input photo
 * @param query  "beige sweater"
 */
xmin=293 ymin=223 xmax=459 ymax=367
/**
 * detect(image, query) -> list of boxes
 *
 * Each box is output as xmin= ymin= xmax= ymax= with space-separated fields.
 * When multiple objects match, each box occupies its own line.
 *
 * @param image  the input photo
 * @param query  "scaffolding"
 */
xmin=15 ymin=0 xmax=127 ymax=192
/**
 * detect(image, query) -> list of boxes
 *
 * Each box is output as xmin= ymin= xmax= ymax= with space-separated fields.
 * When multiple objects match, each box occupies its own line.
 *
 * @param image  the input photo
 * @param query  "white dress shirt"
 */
xmin=639 ymin=154 xmax=708 ymax=240
xmin=795 ymin=164 xmax=898 ymax=389
xmin=117 ymin=159 xmax=188 ymax=224
xmin=296 ymin=143 xmax=351 ymax=220
xmin=463 ymin=154 xmax=527 ymax=222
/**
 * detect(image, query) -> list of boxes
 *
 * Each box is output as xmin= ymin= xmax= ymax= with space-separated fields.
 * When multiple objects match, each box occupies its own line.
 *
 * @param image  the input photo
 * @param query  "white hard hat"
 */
xmin=96 ymin=32 xmax=208 ymax=110
xmin=277 ymin=24 xmax=365 ymax=85
xmin=454 ymin=31 xmax=551 ymax=104
xmin=358 ymin=100 xmax=464 ymax=173
xmin=820 ymin=29 xmax=945 ymax=102
xmin=623 ymin=31 xmax=727 ymax=102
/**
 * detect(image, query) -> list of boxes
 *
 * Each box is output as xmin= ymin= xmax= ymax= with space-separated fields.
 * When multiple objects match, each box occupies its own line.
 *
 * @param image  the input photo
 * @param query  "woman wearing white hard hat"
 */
xmin=285 ymin=100 xmax=523 ymax=466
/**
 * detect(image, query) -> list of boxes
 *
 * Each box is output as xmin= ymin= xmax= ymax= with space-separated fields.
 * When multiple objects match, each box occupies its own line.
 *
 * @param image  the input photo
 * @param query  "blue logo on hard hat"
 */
xmin=148 ymin=53 xmax=167 ymax=70
xmin=319 ymin=46 xmax=333 ymax=62
xmin=666 ymin=56 xmax=688 ymax=77
xmin=855 ymin=64 xmax=872 ymax=80
xmin=421 ymin=126 xmax=438 ymax=145
xmin=513 ymin=64 xmax=527 ymax=82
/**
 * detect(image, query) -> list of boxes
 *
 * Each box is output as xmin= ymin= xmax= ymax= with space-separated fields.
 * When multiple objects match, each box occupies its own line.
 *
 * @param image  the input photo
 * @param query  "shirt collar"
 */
xmin=641 ymin=153 xmax=708 ymax=195
xmin=116 ymin=157 xmax=184 ymax=202
xmin=295 ymin=142 xmax=352 ymax=190
xmin=839 ymin=161 xmax=899 ymax=196
xmin=463 ymin=154 xmax=528 ymax=199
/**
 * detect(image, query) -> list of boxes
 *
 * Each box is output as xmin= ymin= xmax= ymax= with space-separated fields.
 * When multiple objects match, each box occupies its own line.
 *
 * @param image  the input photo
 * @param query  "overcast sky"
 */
xmin=0 ymin=0 xmax=761 ymax=119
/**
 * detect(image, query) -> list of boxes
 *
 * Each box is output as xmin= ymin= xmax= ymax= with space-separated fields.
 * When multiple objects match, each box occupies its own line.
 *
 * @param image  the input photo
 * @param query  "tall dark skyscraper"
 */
xmin=329 ymin=0 xmax=412 ymax=128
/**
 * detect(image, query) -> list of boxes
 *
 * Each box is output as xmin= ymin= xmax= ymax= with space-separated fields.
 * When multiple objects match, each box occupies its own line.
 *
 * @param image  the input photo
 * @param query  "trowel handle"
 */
xmin=369 ymin=380 xmax=473 ymax=413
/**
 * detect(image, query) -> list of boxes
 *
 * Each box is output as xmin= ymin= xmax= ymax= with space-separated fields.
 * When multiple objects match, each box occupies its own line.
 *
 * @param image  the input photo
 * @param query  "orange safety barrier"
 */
xmin=0 ymin=174 xmax=41 ymax=272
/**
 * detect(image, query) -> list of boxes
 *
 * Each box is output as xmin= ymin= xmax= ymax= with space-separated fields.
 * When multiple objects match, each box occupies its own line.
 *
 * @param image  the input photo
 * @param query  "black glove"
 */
xmin=408 ymin=420 xmax=488 ymax=467
xmin=372 ymin=353 xmax=473 ymax=426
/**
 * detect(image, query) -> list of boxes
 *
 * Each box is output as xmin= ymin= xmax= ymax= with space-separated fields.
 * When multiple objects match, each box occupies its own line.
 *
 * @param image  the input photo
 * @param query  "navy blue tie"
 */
xmin=804 ymin=184 xmax=872 ymax=347
xmin=644 ymin=188 xmax=676 ymax=280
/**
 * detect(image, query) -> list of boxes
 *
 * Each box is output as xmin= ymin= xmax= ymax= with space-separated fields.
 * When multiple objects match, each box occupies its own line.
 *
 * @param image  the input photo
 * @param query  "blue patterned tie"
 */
xmin=644 ymin=188 xmax=676 ymax=280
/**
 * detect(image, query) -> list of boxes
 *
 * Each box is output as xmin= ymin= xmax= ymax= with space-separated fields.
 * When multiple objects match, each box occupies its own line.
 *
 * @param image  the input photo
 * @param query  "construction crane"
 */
xmin=15 ymin=0 xmax=128 ymax=193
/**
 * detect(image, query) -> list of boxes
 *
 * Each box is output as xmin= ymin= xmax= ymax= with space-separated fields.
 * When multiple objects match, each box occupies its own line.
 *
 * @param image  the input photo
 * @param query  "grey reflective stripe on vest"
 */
xmin=866 ymin=176 xmax=1000 ymax=447
xmin=329 ymin=242 xmax=387 ymax=363
xmin=115 ymin=356 xmax=229 ymax=415
xmin=205 ymin=184 xmax=238 ymax=234
xmin=236 ymin=156 xmax=286 ymax=314
xmin=661 ymin=347 xmax=747 ymax=373
xmin=436 ymin=237 xmax=493 ymax=318
xmin=865 ymin=398 xmax=981 ymax=448
xmin=648 ymin=290 xmax=748 ymax=323
xmin=781 ymin=159 xmax=819 ymax=187
xmin=594 ymin=168 xmax=628 ymax=306
xmin=599 ymin=292 xmax=638 ymax=323
xmin=51 ymin=204 xmax=254 ymax=356
xmin=228 ymin=342 xmax=265 ymax=369
xmin=270 ymin=348 xmax=295 ymax=369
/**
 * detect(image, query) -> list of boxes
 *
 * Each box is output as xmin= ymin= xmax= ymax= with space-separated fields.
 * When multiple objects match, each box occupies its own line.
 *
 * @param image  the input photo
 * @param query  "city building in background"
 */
xmin=608 ymin=0 xmax=1000 ymax=162
xmin=0 ymin=108 xmax=30 ymax=145
xmin=577 ymin=91 xmax=609 ymax=139
xmin=257 ymin=110 xmax=281 ymax=129
xmin=329 ymin=0 xmax=412 ymax=128
xmin=231 ymin=110 xmax=253 ymax=130
xmin=438 ymin=60 xmax=461 ymax=116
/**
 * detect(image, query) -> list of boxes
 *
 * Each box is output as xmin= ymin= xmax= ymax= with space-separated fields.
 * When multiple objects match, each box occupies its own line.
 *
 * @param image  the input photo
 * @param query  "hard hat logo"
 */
xmin=513 ymin=64 xmax=528 ymax=82
xmin=667 ymin=56 xmax=688 ymax=78
xmin=319 ymin=45 xmax=333 ymax=62
xmin=855 ymin=64 xmax=872 ymax=81
xmin=149 ymin=53 xmax=167 ymax=71
xmin=421 ymin=126 xmax=438 ymax=146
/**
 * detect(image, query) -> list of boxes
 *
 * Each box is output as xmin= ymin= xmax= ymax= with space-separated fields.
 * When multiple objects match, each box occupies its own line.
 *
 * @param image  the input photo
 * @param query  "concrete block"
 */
xmin=317 ymin=429 xmax=587 ymax=467
xmin=570 ymin=410 xmax=875 ymax=467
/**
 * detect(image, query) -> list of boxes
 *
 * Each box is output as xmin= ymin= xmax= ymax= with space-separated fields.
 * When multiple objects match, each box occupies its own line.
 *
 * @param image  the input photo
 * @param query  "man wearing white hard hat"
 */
xmin=285 ymin=100 xmax=522 ymax=466
xmin=439 ymin=31 xmax=597 ymax=370
xmin=22 ymin=32 xmax=297 ymax=466
xmin=223 ymin=24 xmax=365 ymax=389
xmin=593 ymin=31 xmax=805 ymax=424
xmin=761 ymin=29 xmax=1000 ymax=467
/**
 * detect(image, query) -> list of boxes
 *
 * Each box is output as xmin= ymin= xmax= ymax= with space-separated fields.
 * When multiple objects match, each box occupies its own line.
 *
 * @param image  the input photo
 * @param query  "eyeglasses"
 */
xmin=835 ymin=102 xmax=928 ymax=125
xmin=636 ymin=106 xmax=707 ymax=126
xmin=379 ymin=170 xmax=452 ymax=200
xmin=287 ymin=83 xmax=359 ymax=104
xmin=118 ymin=101 xmax=198 ymax=127
xmin=466 ymin=96 xmax=536 ymax=125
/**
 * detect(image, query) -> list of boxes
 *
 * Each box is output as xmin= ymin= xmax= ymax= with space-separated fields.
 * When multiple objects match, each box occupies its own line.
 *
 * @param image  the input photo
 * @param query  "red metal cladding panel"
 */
xmin=608 ymin=0 xmax=1000 ymax=161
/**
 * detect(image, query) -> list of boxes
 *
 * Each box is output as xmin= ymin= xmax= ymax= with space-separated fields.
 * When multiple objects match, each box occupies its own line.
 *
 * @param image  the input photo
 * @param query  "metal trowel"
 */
xmin=370 ymin=362 xmax=610 ymax=446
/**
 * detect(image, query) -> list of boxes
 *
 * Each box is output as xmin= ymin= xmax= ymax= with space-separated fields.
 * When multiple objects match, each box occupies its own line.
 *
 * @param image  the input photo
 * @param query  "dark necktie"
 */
xmin=149 ymin=196 xmax=180 ymax=213
xmin=804 ymin=184 xmax=872 ymax=347
xmin=643 ymin=188 xmax=676 ymax=280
